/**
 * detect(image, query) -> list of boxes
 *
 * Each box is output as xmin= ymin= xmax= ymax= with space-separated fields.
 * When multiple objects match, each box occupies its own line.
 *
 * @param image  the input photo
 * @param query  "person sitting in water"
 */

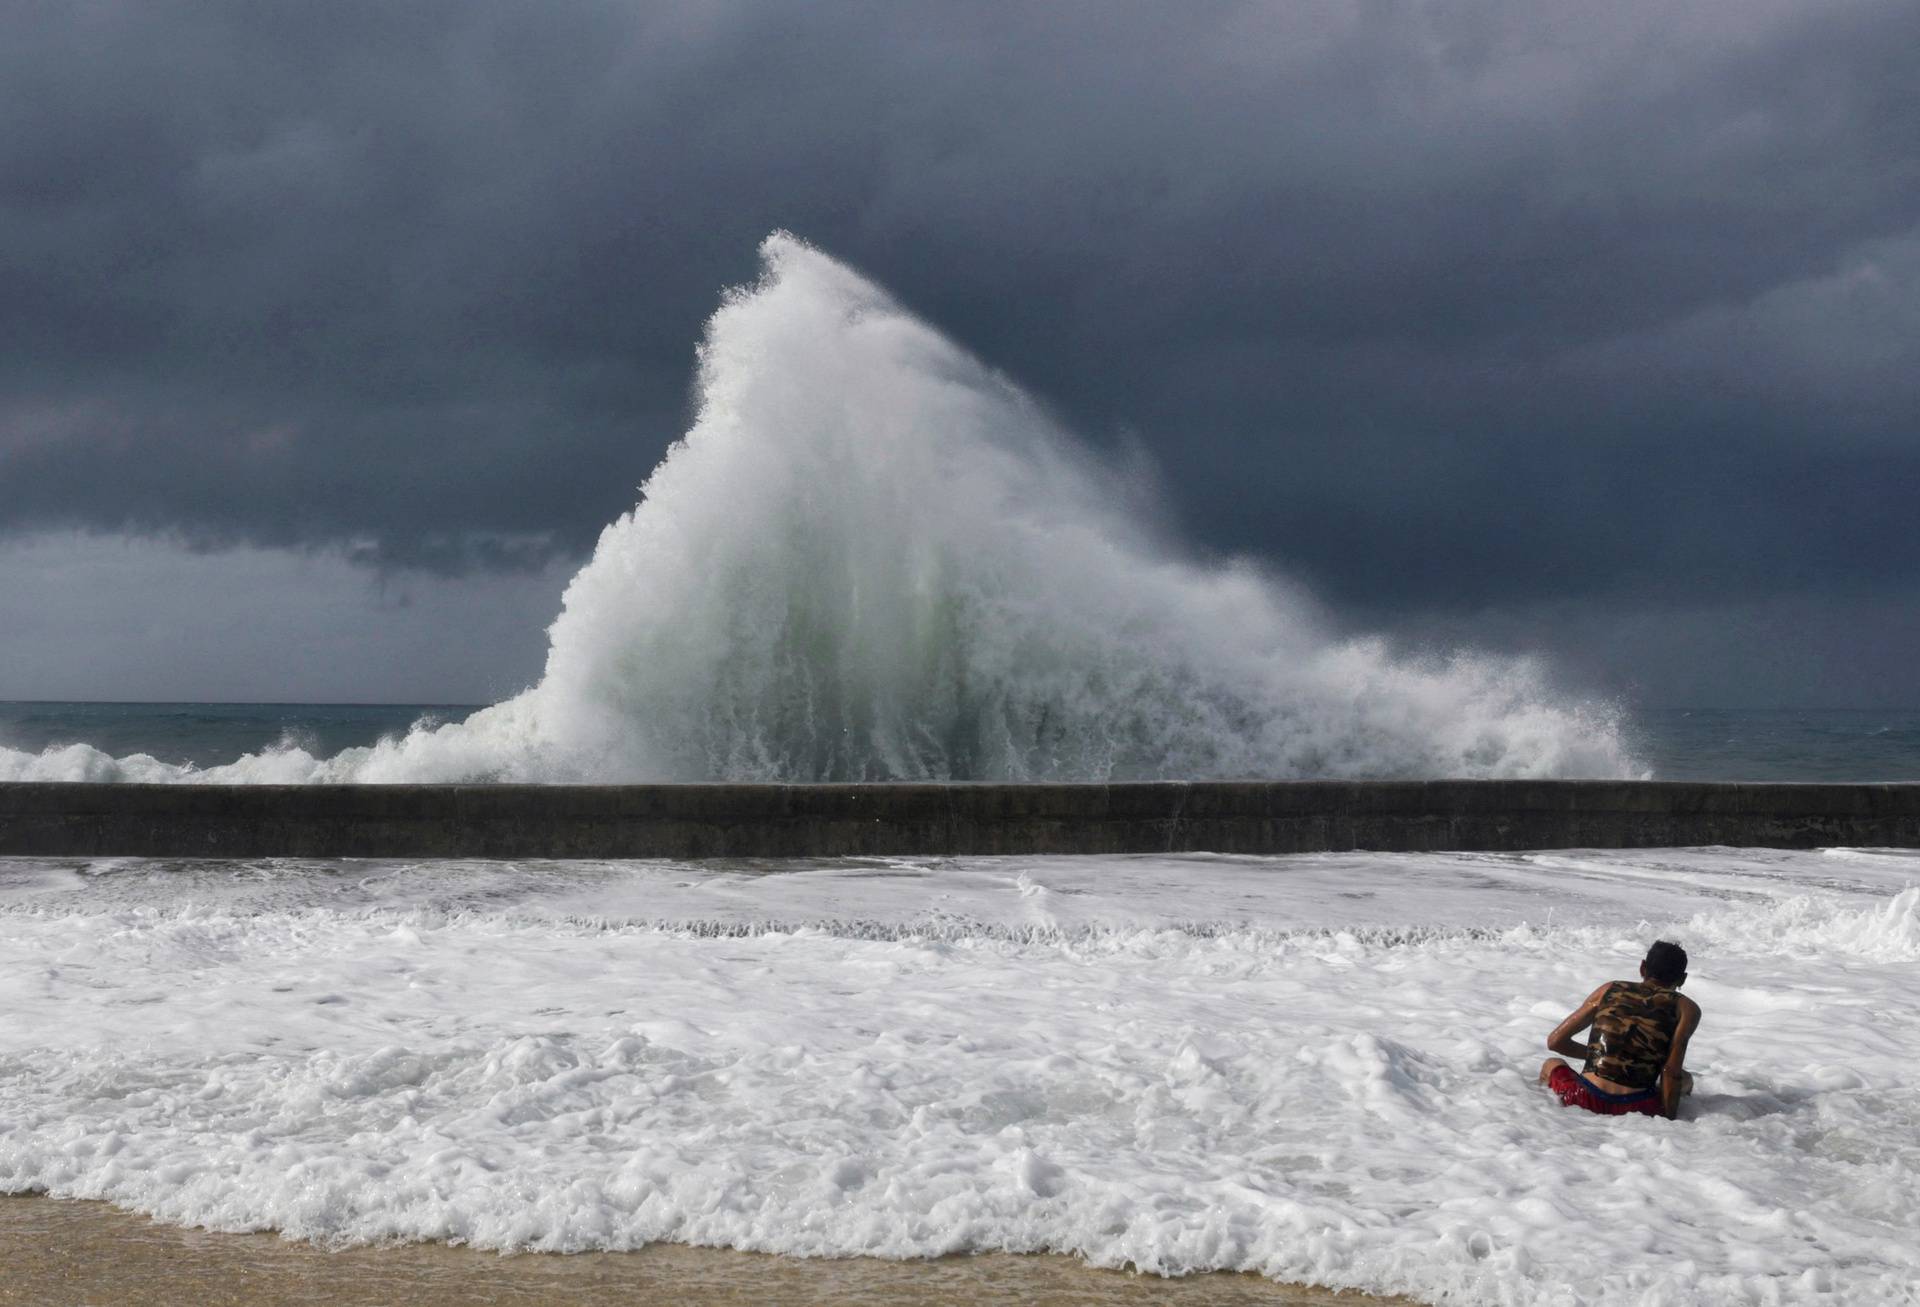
xmin=1539 ymin=940 xmax=1699 ymax=1120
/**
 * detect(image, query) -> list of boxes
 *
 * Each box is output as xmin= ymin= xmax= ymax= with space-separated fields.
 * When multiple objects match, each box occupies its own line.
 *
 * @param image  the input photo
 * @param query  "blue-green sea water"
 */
xmin=0 ymin=703 xmax=476 ymax=775
xmin=0 ymin=702 xmax=1915 ymax=781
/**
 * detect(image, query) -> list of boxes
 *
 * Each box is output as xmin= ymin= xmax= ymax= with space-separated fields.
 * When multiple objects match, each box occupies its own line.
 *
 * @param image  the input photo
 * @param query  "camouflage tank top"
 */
xmin=1585 ymin=981 xmax=1680 ymax=1089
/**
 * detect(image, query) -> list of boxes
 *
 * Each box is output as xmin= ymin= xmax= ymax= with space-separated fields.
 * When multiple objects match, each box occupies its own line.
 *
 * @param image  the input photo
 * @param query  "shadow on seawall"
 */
xmin=2 ymin=780 xmax=1918 ymax=859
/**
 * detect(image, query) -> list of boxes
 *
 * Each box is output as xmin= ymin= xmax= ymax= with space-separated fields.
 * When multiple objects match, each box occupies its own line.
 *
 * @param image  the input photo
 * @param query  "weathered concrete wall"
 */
xmin=2 ymin=781 xmax=1917 ymax=859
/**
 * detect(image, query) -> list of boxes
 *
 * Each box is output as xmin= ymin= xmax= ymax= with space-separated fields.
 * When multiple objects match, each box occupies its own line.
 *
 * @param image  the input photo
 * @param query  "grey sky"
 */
xmin=2 ymin=0 xmax=1916 ymax=705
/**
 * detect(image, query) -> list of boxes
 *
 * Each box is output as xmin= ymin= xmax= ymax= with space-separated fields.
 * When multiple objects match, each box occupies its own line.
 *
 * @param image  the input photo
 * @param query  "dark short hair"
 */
xmin=1643 ymin=940 xmax=1688 ymax=985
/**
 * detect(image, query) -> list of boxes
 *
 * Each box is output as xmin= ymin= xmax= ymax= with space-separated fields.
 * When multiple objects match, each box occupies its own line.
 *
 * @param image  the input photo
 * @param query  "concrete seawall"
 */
xmin=3 ymin=780 xmax=1918 ymax=859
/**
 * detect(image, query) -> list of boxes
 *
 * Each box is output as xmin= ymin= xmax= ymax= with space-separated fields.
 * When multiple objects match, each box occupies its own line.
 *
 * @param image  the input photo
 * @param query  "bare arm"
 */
xmin=1546 ymin=983 xmax=1611 ymax=1062
xmin=1660 ymin=997 xmax=1701 ymax=1120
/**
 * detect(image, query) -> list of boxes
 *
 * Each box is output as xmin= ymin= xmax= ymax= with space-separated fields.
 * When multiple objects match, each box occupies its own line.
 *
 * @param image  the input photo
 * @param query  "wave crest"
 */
xmin=2 ymin=234 xmax=1639 ymax=783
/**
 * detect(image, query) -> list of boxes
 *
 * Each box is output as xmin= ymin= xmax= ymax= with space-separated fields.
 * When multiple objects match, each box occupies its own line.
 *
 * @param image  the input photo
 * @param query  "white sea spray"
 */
xmin=0 ymin=235 xmax=1637 ymax=784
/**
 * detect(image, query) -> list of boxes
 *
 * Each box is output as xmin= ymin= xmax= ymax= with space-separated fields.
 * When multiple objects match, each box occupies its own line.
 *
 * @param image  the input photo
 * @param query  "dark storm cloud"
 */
xmin=3 ymin=0 xmax=1917 ymax=620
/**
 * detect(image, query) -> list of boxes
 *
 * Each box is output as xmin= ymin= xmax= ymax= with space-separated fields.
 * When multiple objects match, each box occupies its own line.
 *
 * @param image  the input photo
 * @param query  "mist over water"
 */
xmin=2 ymin=235 xmax=1638 ymax=783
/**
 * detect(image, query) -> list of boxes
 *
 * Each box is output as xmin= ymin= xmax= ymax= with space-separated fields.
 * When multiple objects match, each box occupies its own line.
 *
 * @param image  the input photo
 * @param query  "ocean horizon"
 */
xmin=3 ymin=700 xmax=1917 ymax=783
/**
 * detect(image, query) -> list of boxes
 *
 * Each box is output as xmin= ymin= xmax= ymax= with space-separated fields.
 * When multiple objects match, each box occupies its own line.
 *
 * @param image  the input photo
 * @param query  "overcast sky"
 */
xmin=2 ymin=0 xmax=1916 ymax=707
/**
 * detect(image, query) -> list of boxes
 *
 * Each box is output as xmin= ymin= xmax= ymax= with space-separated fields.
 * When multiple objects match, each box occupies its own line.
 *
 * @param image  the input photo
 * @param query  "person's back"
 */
xmin=1538 ymin=940 xmax=1700 ymax=1120
xmin=1586 ymin=979 xmax=1681 ymax=1089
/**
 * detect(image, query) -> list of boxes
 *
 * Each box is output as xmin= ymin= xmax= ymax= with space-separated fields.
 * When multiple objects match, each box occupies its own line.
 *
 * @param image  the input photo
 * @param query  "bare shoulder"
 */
xmin=1676 ymin=993 xmax=1702 ymax=1023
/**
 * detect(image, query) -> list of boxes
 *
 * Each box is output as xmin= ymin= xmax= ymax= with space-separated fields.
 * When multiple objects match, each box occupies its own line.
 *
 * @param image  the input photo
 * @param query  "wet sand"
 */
xmin=0 ymin=1196 xmax=1407 ymax=1306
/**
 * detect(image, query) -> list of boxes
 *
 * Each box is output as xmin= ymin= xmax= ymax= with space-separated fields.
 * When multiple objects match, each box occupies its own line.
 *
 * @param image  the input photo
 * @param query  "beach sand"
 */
xmin=0 ymin=1196 xmax=1408 ymax=1306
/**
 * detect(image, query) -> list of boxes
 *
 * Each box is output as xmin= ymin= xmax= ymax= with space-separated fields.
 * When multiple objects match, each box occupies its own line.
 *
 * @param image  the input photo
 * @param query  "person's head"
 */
xmin=1641 ymin=940 xmax=1688 ymax=988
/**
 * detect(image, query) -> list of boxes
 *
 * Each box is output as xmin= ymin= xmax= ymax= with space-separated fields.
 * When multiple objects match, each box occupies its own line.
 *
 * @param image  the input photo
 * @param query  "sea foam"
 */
xmin=3 ymin=848 xmax=1917 ymax=1304
xmin=0 ymin=235 xmax=1638 ymax=783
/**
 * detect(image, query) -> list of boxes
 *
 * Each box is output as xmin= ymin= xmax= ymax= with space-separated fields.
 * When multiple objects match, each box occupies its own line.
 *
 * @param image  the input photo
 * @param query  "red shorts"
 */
xmin=1548 ymin=1065 xmax=1662 ymax=1117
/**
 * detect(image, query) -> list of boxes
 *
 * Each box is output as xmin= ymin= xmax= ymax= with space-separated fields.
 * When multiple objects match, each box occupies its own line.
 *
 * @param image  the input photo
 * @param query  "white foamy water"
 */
xmin=0 ymin=235 xmax=1637 ymax=784
xmin=2 ymin=849 xmax=1916 ymax=1304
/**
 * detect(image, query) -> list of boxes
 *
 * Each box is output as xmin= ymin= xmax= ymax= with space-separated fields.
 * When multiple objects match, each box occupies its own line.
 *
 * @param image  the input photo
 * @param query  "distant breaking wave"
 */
xmin=2 ymin=234 xmax=1641 ymax=783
